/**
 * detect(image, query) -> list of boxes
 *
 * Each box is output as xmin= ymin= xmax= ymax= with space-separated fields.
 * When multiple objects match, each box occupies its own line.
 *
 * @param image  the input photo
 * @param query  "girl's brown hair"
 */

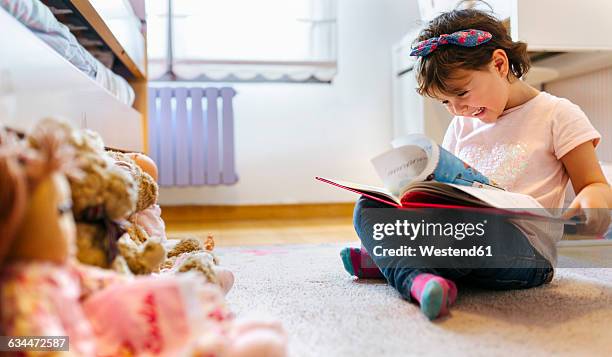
xmin=414 ymin=7 xmax=530 ymax=97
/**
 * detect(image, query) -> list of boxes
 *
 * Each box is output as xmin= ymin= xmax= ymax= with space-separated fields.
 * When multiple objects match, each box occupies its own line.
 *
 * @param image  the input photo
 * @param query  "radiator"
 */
xmin=147 ymin=87 xmax=238 ymax=187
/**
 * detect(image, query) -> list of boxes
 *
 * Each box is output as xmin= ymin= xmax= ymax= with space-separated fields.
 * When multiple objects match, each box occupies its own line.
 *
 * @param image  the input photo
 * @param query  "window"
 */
xmin=147 ymin=0 xmax=338 ymax=83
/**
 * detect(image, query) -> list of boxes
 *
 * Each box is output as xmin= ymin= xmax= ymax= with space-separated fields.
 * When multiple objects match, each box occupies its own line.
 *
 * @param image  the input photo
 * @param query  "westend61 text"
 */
xmin=372 ymin=245 xmax=493 ymax=257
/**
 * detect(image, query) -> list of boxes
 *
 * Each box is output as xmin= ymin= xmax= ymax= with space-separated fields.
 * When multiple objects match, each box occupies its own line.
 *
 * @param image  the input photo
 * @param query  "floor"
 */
xmin=216 ymin=242 xmax=612 ymax=357
xmin=165 ymin=217 xmax=357 ymax=246
xmin=166 ymin=215 xmax=612 ymax=356
xmin=166 ymin=215 xmax=612 ymax=266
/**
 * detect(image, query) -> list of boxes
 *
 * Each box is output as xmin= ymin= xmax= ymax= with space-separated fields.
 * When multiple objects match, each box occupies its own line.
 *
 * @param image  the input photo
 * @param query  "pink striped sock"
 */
xmin=340 ymin=246 xmax=384 ymax=279
xmin=410 ymin=273 xmax=458 ymax=320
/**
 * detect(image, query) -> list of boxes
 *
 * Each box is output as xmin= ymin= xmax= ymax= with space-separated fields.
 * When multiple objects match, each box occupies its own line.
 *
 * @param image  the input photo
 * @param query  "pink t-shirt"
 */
xmin=443 ymin=91 xmax=601 ymax=209
xmin=442 ymin=91 xmax=601 ymax=265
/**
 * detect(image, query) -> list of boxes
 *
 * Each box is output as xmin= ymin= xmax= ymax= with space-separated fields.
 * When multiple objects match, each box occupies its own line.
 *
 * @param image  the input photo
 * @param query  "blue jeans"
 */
xmin=353 ymin=197 xmax=554 ymax=301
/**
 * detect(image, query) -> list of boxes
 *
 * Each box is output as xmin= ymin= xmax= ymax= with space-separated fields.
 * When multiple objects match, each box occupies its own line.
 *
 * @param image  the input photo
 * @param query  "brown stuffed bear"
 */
xmin=34 ymin=121 xmax=232 ymax=290
xmin=106 ymin=151 xmax=233 ymax=293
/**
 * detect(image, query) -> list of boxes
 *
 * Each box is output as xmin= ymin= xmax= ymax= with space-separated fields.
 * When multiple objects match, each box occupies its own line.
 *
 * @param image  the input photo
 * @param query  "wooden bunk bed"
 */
xmin=0 ymin=0 xmax=147 ymax=152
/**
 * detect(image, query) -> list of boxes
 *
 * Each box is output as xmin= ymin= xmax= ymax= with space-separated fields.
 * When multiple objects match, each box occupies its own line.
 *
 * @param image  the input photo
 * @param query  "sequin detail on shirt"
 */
xmin=458 ymin=142 xmax=529 ymax=190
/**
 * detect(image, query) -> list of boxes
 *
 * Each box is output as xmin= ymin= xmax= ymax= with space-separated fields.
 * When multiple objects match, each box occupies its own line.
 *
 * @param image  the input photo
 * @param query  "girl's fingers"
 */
xmin=561 ymin=203 xmax=581 ymax=220
xmin=580 ymin=208 xmax=610 ymax=235
xmin=597 ymin=209 xmax=611 ymax=235
xmin=586 ymin=209 xmax=601 ymax=234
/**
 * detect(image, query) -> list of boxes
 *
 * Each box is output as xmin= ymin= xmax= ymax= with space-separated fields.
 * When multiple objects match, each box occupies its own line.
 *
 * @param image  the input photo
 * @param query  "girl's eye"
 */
xmin=457 ymin=91 xmax=468 ymax=97
xmin=441 ymin=100 xmax=449 ymax=105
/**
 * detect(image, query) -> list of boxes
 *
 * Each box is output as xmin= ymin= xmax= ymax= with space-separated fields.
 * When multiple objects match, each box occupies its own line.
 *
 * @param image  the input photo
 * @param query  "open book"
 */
xmin=316 ymin=134 xmax=579 ymax=225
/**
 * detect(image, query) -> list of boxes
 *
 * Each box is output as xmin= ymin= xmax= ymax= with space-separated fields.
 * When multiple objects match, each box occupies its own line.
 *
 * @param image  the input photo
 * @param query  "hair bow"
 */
xmin=410 ymin=29 xmax=492 ymax=57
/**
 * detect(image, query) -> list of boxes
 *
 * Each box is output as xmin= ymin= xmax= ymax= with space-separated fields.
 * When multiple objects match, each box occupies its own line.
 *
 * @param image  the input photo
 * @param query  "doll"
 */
xmin=0 ymin=119 xmax=286 ymax=356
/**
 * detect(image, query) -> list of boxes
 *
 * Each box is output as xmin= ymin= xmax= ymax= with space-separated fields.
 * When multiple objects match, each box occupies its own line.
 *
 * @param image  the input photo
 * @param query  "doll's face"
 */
xmin=9 ymin=173 xmax=76 ymax=263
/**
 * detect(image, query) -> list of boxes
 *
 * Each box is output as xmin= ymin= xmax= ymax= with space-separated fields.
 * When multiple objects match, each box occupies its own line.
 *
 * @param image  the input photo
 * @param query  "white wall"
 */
xmin=545 ymin=67 xmax=612 ymax=163
xmin=544 ymin=66 xmax=612 ymax=205
xmin=158 ymin=0 xmax=420 ymax=205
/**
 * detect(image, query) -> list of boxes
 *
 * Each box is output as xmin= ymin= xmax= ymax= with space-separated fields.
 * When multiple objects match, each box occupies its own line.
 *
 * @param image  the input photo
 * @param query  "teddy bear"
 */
xmin=107 ymin=150 xmax=234 ymax=292
xmin=105 ymin=150 xmax=168 ymax=274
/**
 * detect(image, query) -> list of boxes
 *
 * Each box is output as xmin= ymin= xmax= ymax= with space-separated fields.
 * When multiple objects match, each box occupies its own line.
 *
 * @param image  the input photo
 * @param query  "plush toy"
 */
xmin=162 ymin=235 xmax=214 ymax=266
xmin=108 ymin=150 xmax=234 ymax=293
xmin=105 ymin=150 xmax=167 ymax=274
xmin=161 ymin=235 xmax=234 ymax=294
xmin=0 ymin=119 xmax=287 ymax=356
xmin=36 ymin=123 xmax=166 ymax=275
xmin=107 ymin=151 xmax=157 ymax=216
xmin=48 ymin=122 xmax=232 ymax=292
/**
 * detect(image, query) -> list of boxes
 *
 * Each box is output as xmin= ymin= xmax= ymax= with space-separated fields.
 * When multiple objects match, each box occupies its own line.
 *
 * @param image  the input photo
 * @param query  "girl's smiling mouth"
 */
xmin=471 ymin=107 xmax=486 ymax=117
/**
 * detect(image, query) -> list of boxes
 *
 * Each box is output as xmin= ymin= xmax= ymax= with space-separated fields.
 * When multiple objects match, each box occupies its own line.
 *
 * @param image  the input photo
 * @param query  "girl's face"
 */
xmin=432 ymin=50 xmax=510 ymax=124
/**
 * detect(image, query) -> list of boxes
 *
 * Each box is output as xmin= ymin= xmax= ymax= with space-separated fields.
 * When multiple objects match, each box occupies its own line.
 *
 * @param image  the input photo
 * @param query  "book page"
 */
xmin=371 ymin=145 xmax=429 ymax=196
xmin=387 ymin=134 xmax=499 ymax=190
xmin=447 ymin=183 xmax=550 ymax=214
xmin=315 ymin=177 xmax=401 ymax=205
xmin=404 ymin=182 xmax=486 ymax=206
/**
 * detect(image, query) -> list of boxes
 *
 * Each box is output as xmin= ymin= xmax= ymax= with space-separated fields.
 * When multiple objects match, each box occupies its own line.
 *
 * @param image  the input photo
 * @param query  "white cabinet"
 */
xmin=417 ymin=0 xmax=513 ymax=24
xmin=391 ymin=28 xmax=451 ymax=142
xmin=417 ymin=0 xmax=612 ymax=51
xmin=511 ymin=0 xmax=612 ymax=51
xmin=392 ymin=63 xmax=450 ymax=143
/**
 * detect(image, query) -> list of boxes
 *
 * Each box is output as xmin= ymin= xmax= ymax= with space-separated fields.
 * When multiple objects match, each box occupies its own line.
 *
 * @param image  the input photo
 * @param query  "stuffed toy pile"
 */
xmin=46 ymin=121 xmax=230 ymax=290
xmin=0 ymin=118 xmax=286 ymax=356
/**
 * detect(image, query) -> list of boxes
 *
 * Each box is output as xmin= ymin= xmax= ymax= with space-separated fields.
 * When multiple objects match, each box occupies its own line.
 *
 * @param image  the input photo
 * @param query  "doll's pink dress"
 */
xmin=0 ymin=261 xmax=245 ymax=356
xmin=0 ymin=262 xmax=99 ymax=356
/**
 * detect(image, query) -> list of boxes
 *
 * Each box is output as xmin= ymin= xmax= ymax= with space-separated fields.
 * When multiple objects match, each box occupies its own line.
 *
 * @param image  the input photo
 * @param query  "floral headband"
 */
xmin=410 ymin=29 xmax=492 ymax=57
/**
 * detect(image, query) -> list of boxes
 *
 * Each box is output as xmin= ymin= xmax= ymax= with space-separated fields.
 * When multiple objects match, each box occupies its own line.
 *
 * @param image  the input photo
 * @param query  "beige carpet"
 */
xmin=217 ymin=243 xmax=612 ymax=357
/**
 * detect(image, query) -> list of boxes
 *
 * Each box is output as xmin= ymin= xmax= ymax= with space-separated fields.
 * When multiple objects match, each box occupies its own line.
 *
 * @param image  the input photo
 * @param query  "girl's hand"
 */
xmin=560 ymin=142 xmax=612 ymax=236
xmin=562 ymin=183 xmax=611 ymax=235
